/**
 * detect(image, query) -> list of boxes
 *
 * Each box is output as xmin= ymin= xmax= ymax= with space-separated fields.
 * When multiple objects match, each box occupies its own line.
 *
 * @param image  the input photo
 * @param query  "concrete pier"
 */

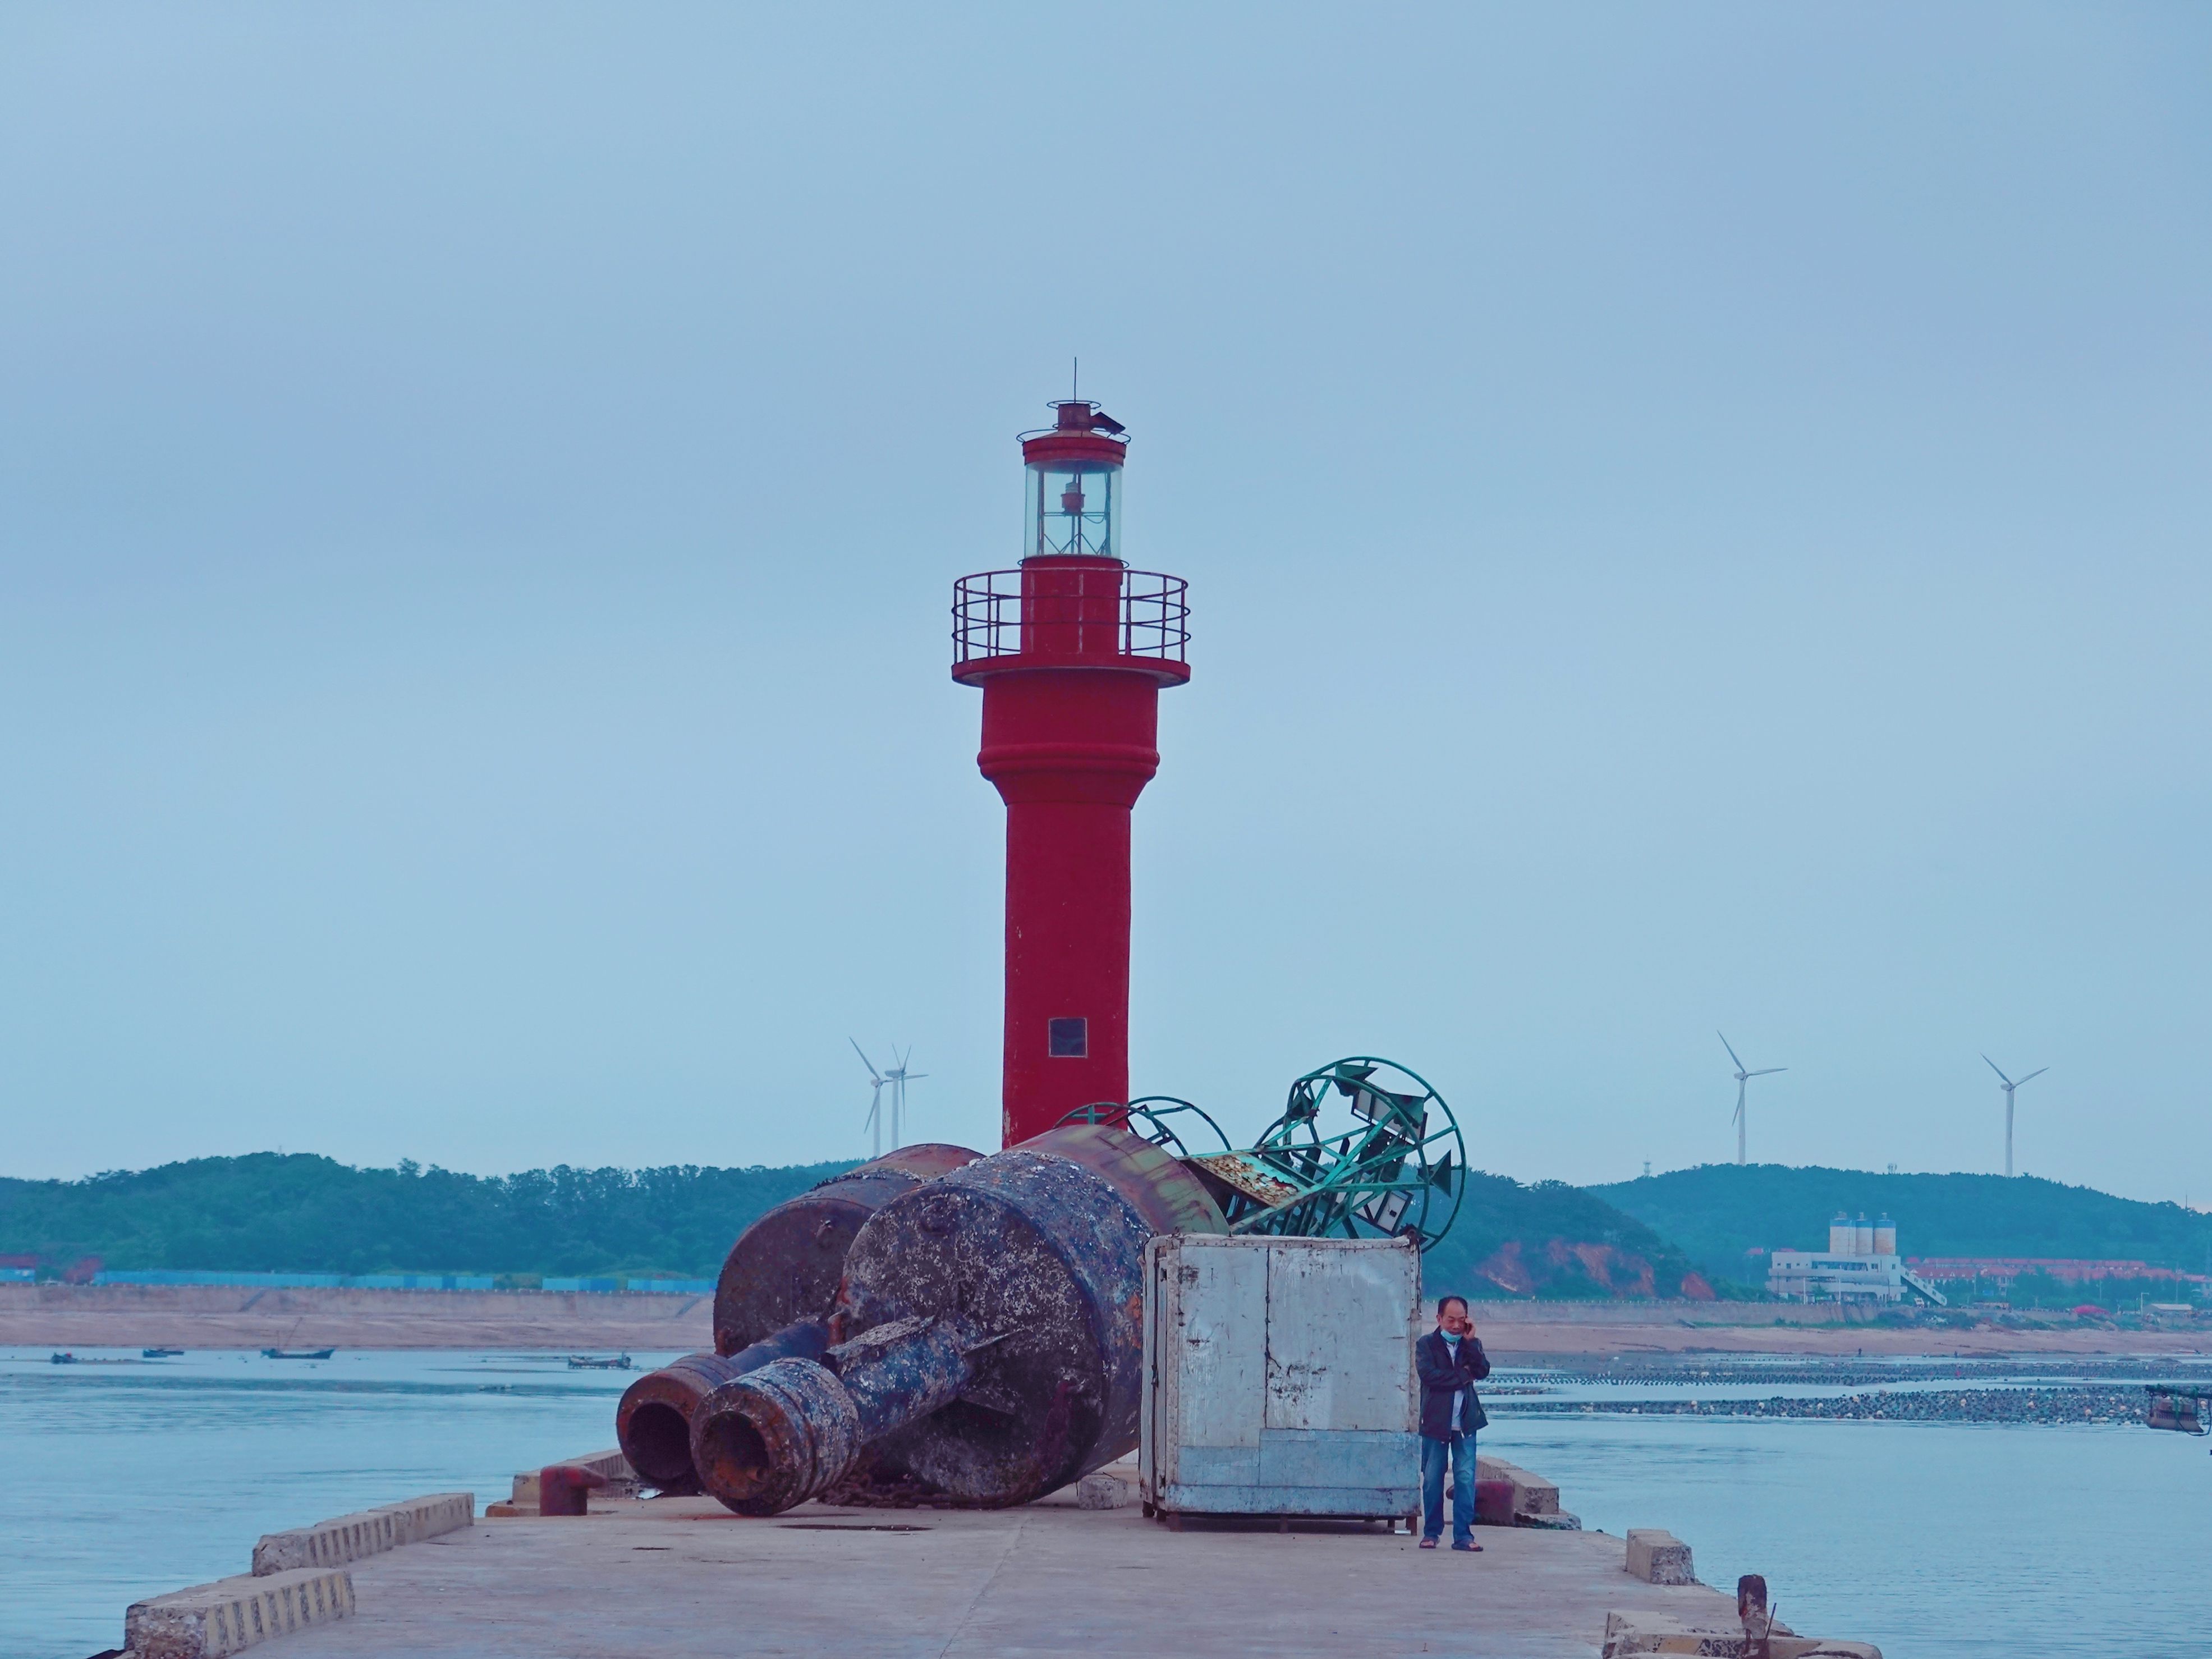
xmin=127 ymin=1473 xmax=1879 ymax=1658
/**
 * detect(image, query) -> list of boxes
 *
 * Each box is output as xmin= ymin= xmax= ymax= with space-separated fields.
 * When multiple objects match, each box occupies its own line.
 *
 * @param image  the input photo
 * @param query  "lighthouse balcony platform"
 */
xmin=952 ymin=566 xmax=1189 ymax=683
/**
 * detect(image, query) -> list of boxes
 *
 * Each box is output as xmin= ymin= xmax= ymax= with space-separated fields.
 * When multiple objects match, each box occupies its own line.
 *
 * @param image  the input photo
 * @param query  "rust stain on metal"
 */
xmin=1189 ymin=1152 xmax=1302 ymax=1208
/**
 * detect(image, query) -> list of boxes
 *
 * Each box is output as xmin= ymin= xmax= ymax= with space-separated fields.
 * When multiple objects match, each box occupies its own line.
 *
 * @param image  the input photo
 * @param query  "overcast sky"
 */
xmin=3 ymin=5 xmax=2207 ymax=1207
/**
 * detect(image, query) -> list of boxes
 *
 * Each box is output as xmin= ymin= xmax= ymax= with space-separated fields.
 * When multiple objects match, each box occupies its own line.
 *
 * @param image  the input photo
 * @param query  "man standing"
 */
xmin=1416 ymin=1293 xmax=1489 ymax=1551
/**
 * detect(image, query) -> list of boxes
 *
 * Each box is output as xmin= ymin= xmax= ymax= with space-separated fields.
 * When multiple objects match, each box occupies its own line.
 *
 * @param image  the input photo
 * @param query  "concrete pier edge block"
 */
xmin=250 ymin=1492 xmax=473 ymax=1575
xmin=1474 ymin=1454 xmax=1558 ymax=1513
xmin=1624 ymin=1527 xmax=1696 ymax=1585
xmin=1076 ymin=1469 xmax=1133 ymax=1509
xmin=1474 ymin=1455 xmax=1578 ymax=1527
xmin=379 ymin=1491 xmax=475 ymax=1544
xmin=125 ymin=1566 xmax=354 ymax=1658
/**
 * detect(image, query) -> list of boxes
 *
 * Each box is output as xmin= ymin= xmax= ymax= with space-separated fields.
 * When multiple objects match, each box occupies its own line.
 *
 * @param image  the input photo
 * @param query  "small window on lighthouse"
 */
xmin=1047 ymin=1017 xmax=1089 ymax=1058
xmin=1027 ymin=461 xmax=1119 ymax=560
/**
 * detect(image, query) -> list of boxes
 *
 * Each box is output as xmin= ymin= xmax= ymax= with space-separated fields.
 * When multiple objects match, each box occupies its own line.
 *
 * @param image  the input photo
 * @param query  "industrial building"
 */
xmin=1765 ymin=1213 xmax=1947 ymax=1305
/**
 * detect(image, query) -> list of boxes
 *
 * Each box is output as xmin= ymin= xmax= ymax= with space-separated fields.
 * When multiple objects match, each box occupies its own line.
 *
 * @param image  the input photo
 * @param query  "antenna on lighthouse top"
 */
xmin=1072 ymin=356 xmax=1079 ymax=402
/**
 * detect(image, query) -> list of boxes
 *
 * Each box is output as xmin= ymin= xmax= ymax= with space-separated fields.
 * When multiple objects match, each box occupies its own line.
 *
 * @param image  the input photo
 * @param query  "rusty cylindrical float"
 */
xmin=690 ymin=1124 xmax=1226 ymax=1515
xmin=614 ymin=1321 xmax=831 ymax=1492
xmin=713 ymin=1143 xmax=983 ymax=1354
xmin=615 ymin=1143 xmax=981 ymax=1492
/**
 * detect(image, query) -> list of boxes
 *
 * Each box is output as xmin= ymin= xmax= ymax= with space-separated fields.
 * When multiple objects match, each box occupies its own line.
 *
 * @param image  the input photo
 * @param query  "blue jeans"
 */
xmin=1421 ymin=1429 xmax=1476 ymax=1543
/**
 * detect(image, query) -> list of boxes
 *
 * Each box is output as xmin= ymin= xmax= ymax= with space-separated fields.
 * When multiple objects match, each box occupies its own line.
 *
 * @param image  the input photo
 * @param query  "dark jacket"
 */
xmin=1416 ymin=1328 xmax=1490 ymax=1441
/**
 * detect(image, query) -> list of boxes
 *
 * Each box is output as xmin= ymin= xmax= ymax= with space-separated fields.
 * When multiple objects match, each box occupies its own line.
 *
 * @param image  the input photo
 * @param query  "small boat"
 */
xmin=50 ymin=1351 xmax=78 ymax=1364
xmin=261 ymin=1347 xmax=336 ymax=1360
xmin=566 ymin=1353 xmax=634 ymax=1371
xmin=143 ymin=1346 xmax=185 ymax=1359
xmin=49 ymin=1352 xmax=135 ymax=1364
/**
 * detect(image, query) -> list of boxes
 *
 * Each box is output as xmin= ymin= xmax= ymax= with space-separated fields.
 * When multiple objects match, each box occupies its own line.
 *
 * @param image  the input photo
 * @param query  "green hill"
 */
xmin=3 ymin=1151 xmax=1722 ymax=1301
xmin=1589 ymin=1164 xmax=2212 ymax=1290
xmin=1419 ymin=1170 xmax=1729 ymax=1302
xmin=0 ymin=1153 xmax=857 ymax=1279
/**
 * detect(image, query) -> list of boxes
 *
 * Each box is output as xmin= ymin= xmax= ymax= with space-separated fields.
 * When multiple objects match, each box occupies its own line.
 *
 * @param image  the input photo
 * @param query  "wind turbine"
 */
xmin=880 ymin=1048 xmax=927 ymax=1149
xmin=851 ymin=1039 xmax=888 ymax=1157
xmin=1981 ymin=1055 xmax=2046 ymax=1178
xmin=1718 ymin=1032 xmax=1786 ymax=1166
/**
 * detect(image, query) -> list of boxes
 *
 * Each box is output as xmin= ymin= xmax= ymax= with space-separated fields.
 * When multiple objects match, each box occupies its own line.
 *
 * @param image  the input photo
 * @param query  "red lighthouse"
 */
xmin=953 ymin=399 xmax=1189 ymax=1148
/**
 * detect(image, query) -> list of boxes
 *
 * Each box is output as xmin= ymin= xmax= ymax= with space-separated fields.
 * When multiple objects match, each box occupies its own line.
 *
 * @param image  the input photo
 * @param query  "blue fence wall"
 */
xmin=541 ymin=1277 xmax=714 ymax=1295
xmin=81 ymin=1269 xmax=709 ymax=1293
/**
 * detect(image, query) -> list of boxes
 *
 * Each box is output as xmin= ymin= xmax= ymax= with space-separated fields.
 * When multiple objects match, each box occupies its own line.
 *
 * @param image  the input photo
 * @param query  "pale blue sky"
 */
xmin=2 ymin=5 xmax=2207 ymax=1203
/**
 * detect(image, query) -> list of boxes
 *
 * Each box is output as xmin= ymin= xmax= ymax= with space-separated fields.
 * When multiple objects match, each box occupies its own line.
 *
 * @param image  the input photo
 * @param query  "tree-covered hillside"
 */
xmin=2 ymin=1151 xmax=1726 ymax=1299
xmin=1589 ymin=1165 xmax=2212 ymax=1285
xmin=0 ymin=1154 xmax=856 ymax=1278
xmin=1419 ymin=1169 xmax=1727 ymax=1301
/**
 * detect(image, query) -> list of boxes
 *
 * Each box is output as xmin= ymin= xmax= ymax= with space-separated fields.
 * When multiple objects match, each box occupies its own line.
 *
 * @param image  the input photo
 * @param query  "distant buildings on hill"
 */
xmin=1765 ymin=1211 xmax=2210 ymax=1304
xmin=1765 ymin=1212 xmax=1947 ymax=1305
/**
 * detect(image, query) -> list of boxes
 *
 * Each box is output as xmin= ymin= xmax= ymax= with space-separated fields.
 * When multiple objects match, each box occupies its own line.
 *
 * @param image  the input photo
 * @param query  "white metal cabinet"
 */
xmin=1140 ymin=1234 xmax=1420 ymax=1521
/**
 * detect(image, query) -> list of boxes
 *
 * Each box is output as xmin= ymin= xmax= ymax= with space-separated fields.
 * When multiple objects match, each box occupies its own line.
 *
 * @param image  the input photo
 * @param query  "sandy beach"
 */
xmin=5 ymin=1282 xmax=2202 ymax=1358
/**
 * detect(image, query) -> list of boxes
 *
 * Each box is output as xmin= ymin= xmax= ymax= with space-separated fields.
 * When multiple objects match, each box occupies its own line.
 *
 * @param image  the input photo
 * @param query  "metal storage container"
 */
xmin=1140 ymin=1234 xmax=1420 ymax=1524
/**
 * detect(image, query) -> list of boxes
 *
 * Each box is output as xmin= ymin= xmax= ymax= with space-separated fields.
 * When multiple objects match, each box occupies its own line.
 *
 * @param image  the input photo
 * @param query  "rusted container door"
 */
xmin=1142 ymin=1235 xmax=1419 ymax=1521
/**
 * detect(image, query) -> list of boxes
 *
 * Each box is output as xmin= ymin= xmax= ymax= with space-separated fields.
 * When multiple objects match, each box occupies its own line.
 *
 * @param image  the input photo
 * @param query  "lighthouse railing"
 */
xmin=953 ymin=568 xmax=1188 ymax=666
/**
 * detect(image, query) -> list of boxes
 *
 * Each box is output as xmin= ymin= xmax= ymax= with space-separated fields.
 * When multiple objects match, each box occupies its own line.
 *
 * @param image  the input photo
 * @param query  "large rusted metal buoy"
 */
xmin=690 ymin=1124 xmax=1227 ymax=1515
xmin=614 ymin=1143 xmax=981 ymax=1492
xmin=713 ymin=1143 xmax=982 ymax=1355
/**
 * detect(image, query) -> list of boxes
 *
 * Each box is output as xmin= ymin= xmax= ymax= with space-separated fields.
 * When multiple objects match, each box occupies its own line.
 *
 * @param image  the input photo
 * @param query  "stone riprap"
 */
xmin=251 ymin=1492 xmax=474 ymax=1574
xmin=125 ymin=1566 xmax=354 ymax=1658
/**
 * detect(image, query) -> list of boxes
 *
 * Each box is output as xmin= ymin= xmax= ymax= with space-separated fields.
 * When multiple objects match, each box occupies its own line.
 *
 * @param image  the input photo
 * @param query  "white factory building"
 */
xmin=1765 ymin=1213 xmax=1947 ymax=1305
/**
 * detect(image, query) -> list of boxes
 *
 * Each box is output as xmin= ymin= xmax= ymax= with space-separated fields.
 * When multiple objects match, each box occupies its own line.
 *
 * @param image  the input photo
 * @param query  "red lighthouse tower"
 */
xmin=953 ymin=399 xmax=1189 ymax=1148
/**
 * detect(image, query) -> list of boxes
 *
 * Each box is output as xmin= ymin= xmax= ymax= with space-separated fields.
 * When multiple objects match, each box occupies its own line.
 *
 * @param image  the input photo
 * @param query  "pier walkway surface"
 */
xmin=260 ymin=1493 xmax=1733 ymax=1658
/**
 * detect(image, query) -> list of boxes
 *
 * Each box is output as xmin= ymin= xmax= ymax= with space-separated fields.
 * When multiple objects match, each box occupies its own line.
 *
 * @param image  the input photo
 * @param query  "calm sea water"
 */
xmin=3 ymin=1347 xmax=645 ymax=1659
xmin=5 ymin=1346 xmax=2208 ymax=1658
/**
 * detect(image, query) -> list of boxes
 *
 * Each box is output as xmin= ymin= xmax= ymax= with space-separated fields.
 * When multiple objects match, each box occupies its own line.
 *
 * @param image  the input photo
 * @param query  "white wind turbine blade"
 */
xmin=1718 ymin=1030 xmax=1746 ymax=1073
xmin=1981 ymin=1053 xmax=2013 ymax=1088
xmin=1746 ymin=1066 xmax=1786 ymax=1078
xmin=2017 ymin=1067 xmax=2048 ymax=1086
xmin=851 ymin=1038 xmax=884 ymax=1083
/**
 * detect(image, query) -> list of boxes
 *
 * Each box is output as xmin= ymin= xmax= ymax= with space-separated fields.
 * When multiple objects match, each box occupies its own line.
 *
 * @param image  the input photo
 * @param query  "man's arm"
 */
xmin=1414 ymin=1335 xmax=1456 ymax=1390
xmin=1462 ymin=1337 xmax=1491 ymax=1382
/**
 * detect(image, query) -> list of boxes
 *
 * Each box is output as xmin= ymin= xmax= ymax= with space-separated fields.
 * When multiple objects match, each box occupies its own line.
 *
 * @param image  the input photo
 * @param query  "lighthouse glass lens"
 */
xmin=1026 ymin=462 xmax=1118 ymax=559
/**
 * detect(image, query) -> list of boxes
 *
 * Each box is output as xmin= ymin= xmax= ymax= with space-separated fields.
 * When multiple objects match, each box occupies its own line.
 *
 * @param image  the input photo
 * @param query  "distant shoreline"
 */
xmin=0 ymin=1281 xmax=712 ymax=1352
xmin=4 ymin=1282 xmax=2202 ymax=1358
